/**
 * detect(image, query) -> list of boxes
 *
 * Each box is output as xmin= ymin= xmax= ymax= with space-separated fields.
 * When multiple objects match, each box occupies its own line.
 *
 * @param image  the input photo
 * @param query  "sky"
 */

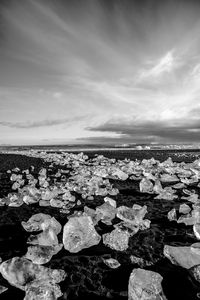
xmin=1 ymin=0 xmax=200 ymax=145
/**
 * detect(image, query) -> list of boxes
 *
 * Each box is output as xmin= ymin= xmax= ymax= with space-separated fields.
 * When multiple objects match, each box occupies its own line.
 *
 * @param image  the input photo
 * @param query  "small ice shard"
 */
xmin=0 ymin=285 xmax=8 ymax=295
xmin=102 ymin=258 xmax=121 ymax=269
xmin=179 ymin=203 xmax=191 ymax=214
xmin=139 ymin=178 xmax=154 ymax=193
xmin=167 ymin=208 xmax=177 ymax=221
xmin=104 ymin=196 xmax=117 ymax=208
xmin=193 ymin=224 xmax=200 ymax=240
xmin=153 ymin=180 xmax=163 ymax=194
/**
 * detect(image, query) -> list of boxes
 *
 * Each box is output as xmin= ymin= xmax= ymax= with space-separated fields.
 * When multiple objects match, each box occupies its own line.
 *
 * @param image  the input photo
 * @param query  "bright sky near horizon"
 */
xmin=1 ymin=0 xmax=200 ymax=145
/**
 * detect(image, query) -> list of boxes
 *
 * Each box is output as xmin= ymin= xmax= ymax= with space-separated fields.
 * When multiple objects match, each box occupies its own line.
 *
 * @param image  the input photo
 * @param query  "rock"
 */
xmin=139 ymin=178 xmax=154 ymax=193
xmin=179 ymin=204 xmax=191 ymax=214
xmin=0 ymin=257 xmax=66 ymax=290
xmin=167 ymin=208 xmax=177 ymax=221
xmin=164 ymin=245 xmax=200 ymax=269
xmin=128 ymin=268 xmax=166 ymax=300
xmin=102 ymin=228 xmax=130 ymax=251
xmin=24 ymin=244 xmax=63 ymax=264
xmin=102 ymin=258 xmax=121 ymax=269
xmin=63 ymin=214 xmax=101 ymax=253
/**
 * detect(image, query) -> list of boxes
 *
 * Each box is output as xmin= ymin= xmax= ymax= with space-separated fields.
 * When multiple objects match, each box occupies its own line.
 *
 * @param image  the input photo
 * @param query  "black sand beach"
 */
xmin=0 ymin=151 xmax=200 ymax=300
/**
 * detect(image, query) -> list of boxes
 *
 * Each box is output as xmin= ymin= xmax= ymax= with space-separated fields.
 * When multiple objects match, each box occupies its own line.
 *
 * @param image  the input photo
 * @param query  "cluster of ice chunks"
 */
xmin=0 ymin=257 xmax=66 ymax=299
xmin=20 ymin=193 xmax=151 ymax=260
xmin=22 ymin=213 xmax=62 ymax=265
xmin=5 ymin=150 xmax=200 ymax=297
xmin=3 ymin=151 xmax=200 ymax=210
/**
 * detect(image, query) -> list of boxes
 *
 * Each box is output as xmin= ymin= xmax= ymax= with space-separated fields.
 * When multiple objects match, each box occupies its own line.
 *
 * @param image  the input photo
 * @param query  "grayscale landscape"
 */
xmin=1 ymin=0 xmax=200 ymax=299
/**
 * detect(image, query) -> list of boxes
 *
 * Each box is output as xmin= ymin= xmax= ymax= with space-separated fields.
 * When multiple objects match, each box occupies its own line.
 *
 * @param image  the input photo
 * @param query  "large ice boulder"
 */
xmin=0 ymin=257 xmax=66 ymax=294
xmin=128 ymin=268 xmax=166 ymax=300
xmin=63 ymin=214 xmax=101 ymax=253
xmin=164 ymin=244 xmax=200 ymax=269
xmin=116 ymin=204 xmax=149 ymax=232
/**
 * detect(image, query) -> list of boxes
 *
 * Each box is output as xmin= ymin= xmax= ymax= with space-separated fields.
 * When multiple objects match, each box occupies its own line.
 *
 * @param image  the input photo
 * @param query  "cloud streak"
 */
xmin=86 ymin=105 xmax=200 ymax=144
xmin=0 ymin=115 xmax=87 ymax=129
xmin=1 ymin=0 xmax=200 ymax=144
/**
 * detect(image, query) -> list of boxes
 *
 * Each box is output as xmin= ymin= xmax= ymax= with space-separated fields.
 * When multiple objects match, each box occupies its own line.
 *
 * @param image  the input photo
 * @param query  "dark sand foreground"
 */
xmin=0 ymin=151 xmax=200 ymax=300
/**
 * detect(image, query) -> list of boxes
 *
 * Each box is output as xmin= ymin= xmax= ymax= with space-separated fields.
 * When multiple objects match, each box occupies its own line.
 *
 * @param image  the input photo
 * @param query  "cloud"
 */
xmin=86 ymin=112 xmax=200 ymax=143
xmin=0 ymin=115 xmax=86 ymax=129
xmin=138 ymin=50 xmax=181 ymax=81
xmin=1 ymin=0 xmax=200 ymax=144
xmin=53 ymin=92 xmax=63 ymax=99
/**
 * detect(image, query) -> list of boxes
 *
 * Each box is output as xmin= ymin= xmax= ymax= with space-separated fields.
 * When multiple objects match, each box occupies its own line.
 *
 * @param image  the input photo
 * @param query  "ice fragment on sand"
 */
xmin=128 ymin=268 xmax=166 ymax=300
xmin=103 ymin=228 xmax=130 ymax=251
xmin=63 ymin=214 xmax=101 ymax=253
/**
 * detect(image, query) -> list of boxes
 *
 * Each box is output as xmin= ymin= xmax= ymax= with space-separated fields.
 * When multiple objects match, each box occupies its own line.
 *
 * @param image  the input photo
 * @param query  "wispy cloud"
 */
xmin=1 ymin=0 xmax=200 ymax=144
xmin=0 ymin=115 xmax=88 ymax=129
xmin=139 ymin=50 xmax=178 ymax=79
